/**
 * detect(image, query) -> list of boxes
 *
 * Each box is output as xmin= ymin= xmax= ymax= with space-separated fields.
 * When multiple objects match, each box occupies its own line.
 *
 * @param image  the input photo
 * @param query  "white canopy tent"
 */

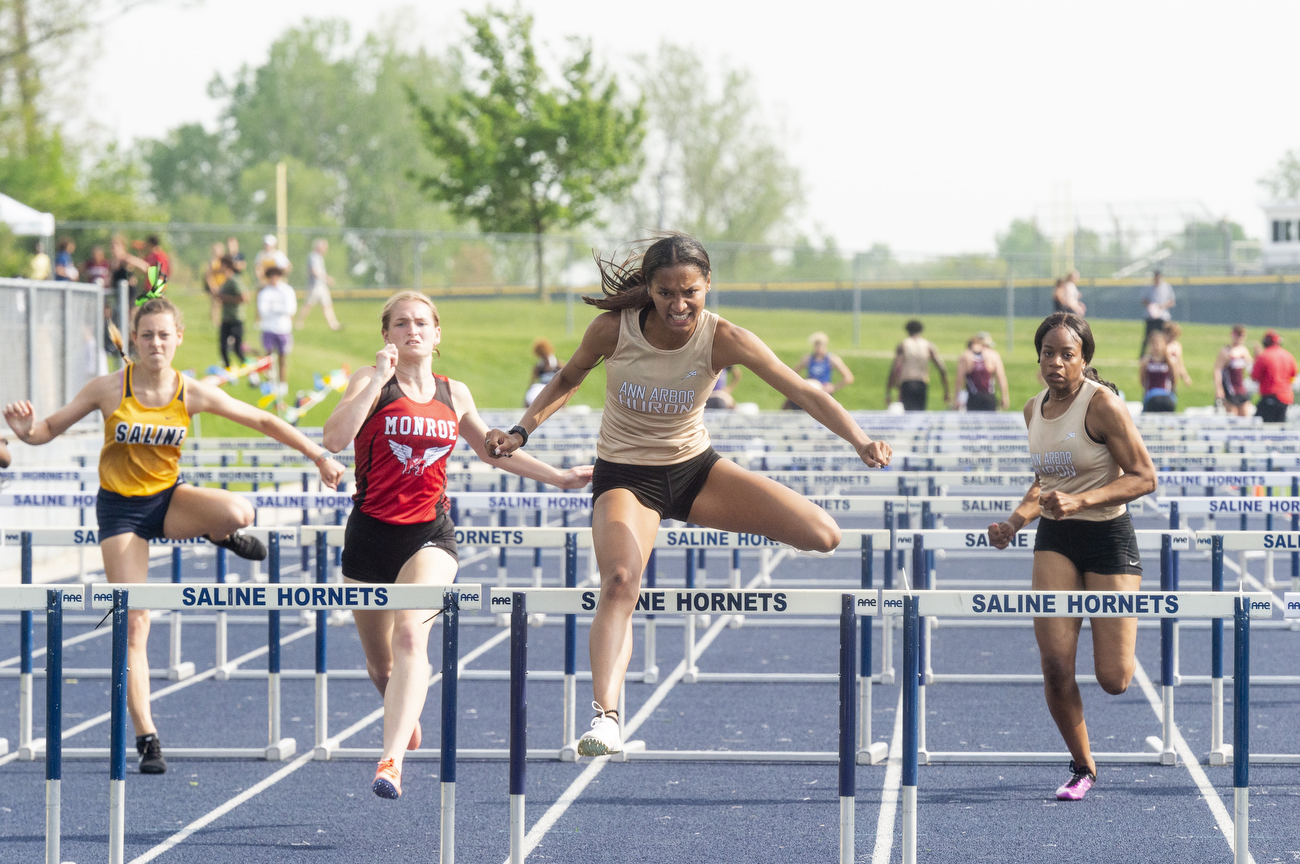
xmin=0 ymin=192 xmax=54 ymax=237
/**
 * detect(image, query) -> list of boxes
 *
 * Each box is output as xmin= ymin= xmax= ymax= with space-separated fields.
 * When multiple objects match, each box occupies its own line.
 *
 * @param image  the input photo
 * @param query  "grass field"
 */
xmin=165 ymin=291 xmax=1278 ymax=437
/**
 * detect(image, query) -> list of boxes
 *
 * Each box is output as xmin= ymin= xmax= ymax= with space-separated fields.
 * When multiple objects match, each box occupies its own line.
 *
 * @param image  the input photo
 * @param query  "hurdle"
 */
xmin=896 ymin=528 xmax=1198 ymax=764
xmin=496 ymin=586 xmax=878 ymax=864
xmin=891 ymin=589 xmax=1271 ymax=864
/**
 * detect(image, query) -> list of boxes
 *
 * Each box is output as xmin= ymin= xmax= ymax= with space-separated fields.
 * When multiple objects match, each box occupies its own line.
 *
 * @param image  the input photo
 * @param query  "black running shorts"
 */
xmin=899 ymin=380 xmax=928 ymax=412
xmin=96 ymin=482 xmax=181 ymax=541
xmin=591 ymin=447 xmax=722 ymax=522
xmin=1034 ymin=514 xmax=1142 ymax=577
xmin=341 ymin=508 xmax=458 ymax=584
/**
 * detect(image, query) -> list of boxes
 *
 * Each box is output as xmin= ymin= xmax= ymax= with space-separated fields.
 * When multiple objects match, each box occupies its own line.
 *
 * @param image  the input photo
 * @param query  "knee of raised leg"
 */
xmin=230 ymin=499 xmax=255 ymax=529
xmin=1098 ymin=669 xmax=1133 ymax=696
xmin=810 ymin=518 xmax=842 ymax=554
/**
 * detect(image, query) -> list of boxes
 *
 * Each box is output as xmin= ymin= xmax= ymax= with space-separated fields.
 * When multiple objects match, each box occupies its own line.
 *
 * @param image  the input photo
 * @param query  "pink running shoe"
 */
xmin=1055 ymin=760 xmax=1096 ymax=801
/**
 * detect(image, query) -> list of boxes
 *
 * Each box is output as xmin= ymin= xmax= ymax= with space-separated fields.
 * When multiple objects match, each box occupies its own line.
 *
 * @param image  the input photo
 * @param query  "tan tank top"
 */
xmin=598 ymin=306 xmax=721 ymax=465
xmin=1027 ymin=378 xmax=1125 ymax=522
xmin=897 ymin=337 xmax=932 ymax=382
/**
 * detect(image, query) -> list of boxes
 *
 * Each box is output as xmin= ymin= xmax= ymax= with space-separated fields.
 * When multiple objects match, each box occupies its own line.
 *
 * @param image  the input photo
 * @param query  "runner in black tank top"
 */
xmin=323 ymin=292 xmax=591 ymax=800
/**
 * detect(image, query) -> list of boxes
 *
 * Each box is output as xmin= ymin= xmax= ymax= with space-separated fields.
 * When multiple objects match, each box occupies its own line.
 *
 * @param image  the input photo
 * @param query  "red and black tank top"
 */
xmin=352 ymin=374 xmax=459 ymax=525
xmin=965 ymin=351 xmax=994 ymax=396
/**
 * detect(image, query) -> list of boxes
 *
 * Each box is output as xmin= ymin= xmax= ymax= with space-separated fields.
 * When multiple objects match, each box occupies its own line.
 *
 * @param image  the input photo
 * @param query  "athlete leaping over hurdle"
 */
xmin=987 ymin=312 xmax=1157 ymax=801
xmin=3 ymin=278 xmax=346 ymax=775
xmin=486 ymin=233 xmax=893 ymax=758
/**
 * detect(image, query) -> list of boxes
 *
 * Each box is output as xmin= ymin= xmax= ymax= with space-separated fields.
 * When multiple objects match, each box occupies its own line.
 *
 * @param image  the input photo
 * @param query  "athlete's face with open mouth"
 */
xmin=1037 ymin=326 xmax=1085 ymax=392
xmin=133 ymin=312 xmax=183 ymax=369
xmin=649 ymin=264 xmax=710 ymax=335
xmin=384 ymin=301 xmax=440 ymax=360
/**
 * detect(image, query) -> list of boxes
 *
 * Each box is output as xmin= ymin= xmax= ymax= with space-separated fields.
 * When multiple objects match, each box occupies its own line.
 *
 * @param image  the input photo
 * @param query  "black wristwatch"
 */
xmin=508 ymin=425 xmax=530 ymax=447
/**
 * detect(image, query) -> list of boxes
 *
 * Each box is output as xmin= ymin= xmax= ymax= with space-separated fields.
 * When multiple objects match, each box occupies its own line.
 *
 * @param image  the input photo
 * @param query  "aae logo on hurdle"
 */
xmin=1285 ymin=592 xmax=1300 ymax=619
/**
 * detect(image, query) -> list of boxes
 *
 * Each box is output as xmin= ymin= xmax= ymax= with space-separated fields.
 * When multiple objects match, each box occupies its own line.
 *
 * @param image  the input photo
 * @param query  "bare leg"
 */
xmin=685 ymin=459 xmax=841 ymax=552
xmin=100 ymin=533 xmax=156 ymax=736
xmin=162 ymin=485 xmax=254 ymax=541
xmin=1032 ymin=551 xmax=1092 ymax=772
xmin=321 ymin=293 xmax=341 ymax=330
xmin=1085 ymin=571 xmax=1142 ymax=695
xmin=349 ymin=547 xmax=457 ymax=770
xmin=589 ymin=491 xmax=662 ymax=711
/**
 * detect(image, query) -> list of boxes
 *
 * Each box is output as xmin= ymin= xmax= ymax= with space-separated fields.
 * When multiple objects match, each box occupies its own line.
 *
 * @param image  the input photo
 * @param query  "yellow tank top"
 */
xmin=99 ymin=365 xmax=190 ymax=496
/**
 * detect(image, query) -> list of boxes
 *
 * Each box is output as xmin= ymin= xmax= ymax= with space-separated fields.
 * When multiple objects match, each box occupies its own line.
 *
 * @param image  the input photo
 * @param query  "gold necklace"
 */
xmin=1048 ymin=381 xmax=1083 ymax=402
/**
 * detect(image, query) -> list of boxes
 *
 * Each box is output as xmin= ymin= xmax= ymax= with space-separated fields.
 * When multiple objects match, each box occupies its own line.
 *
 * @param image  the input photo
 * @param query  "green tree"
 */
xmin=635 ymin=43 xmax=802 ymax=245
xmin=996 ymin=218 xmax=1052 ymax=276
xmin=1259 ymin=150 xmax=1300 ymax=201
xmin=409 ymin=8 xmax=644 ymax=299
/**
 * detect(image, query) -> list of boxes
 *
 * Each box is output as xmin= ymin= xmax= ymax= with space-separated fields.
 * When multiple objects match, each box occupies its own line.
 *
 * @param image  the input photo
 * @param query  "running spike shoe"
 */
xmin=1055 ymin=760 xmax=1096 ymax=801
xmin=136 ymin=733 xmax=167 ymax=774
xmin=372 ymin=758 xmax=402 ymax=799
xmin=207 ymin=530 xmax=267 ymax=561
xmin=577 ymin=701 xmax=623 ymax=757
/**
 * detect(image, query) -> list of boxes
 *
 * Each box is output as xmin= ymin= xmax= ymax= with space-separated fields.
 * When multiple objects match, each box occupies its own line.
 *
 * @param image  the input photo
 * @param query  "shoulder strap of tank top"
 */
xmin=175 ymin=370 xmax=186 ymax=405
xmin=434 ymin=375 xmax=455 ymax=412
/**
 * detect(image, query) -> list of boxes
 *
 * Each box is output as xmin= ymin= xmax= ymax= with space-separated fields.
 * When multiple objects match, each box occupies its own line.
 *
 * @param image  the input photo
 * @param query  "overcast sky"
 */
xmin=85 ymin=0 xmax=1300 ymax=255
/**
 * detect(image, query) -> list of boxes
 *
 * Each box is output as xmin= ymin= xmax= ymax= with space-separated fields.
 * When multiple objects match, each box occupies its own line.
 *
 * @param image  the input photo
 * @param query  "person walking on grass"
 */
xmin=3 ymin=275 xmax=344 ymax=775
xmin=258 ymin=265 xmax=296 ymax=391
xmin=988 ymin=311 xmax=1157 ymax=801
xmin=296 ymin=238 xmax=341 ymax=331
xmin=486 ymin=233 xmax=892 ymax=758
xmin=217 ymin=256 xmax=250 ymax=372
xmin=1213 ymin=325 xmax=1253 ymax=416
xmin=322 ymin=291 xmax=591 ymax=798
xmin=1139 ymin=270 xmax=1175 ymax=356
xmin=887 ymin=319 xmax=949 ymax=411
xmin=1251 ymin=329 xmax=1297 ymax=423
xmin=954 ymin=331 xmax=1010 ymax=411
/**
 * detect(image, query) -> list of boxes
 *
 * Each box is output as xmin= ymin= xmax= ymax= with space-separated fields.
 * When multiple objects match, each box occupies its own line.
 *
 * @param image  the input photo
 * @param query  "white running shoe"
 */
xmin=577 ymin=701 xmax=622 ymax=757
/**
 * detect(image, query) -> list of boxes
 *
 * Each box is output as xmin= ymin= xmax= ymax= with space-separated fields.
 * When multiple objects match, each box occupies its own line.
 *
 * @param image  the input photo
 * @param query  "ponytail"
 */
xmin=1083 ymin=365 xmax=1118 ymax=395
xmin=585 ymin=232 xmax=712 ymax=311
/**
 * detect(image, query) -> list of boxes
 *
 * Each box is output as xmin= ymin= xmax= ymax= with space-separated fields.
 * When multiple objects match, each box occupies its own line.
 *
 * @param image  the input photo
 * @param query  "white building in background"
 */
xmin=1263 ymin=202 xmax=1300 ymax=268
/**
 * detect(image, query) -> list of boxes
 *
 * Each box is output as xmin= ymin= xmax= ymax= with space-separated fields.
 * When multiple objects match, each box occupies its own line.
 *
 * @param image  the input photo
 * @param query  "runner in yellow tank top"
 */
xmin=4 ymin=291 xmax=344 ymax=775
xmin=986 ymin=312 xmax=1157 ymax=801
xmin=487 ymin=233 xmax=894 ymax=758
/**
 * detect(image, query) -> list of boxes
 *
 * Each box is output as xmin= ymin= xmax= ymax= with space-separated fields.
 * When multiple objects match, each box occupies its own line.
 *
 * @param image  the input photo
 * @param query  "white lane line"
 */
xmin=0 ymin=625 xmax=113 ymax=669
xmin=1131 ymin=657 xmax=1254 ymax=864
xmin=505 ymin=611 xmax=735 ymax=863
xmin=128 ymin=627 xmax=511 ymax=864
xmin=0 ymin=626 xmax=318 ymax=768
xmin=870 ymin=687 xmax=905 ymax=864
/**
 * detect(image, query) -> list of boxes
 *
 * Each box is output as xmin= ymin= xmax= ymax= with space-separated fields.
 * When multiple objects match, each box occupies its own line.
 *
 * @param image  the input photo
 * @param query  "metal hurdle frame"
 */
xmin=891 ymin=588 xmax=1271 ymax=864
xmin=895 ymin=528 xmax=1197 ymax=764
xmin=496 ymin=586 xmax=879 ymax=864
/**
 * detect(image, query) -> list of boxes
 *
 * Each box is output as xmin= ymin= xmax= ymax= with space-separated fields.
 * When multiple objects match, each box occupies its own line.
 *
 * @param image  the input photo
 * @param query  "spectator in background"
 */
xmin=83 ymin=246 xmax=111 ymax=287
xmin=54 ymin=237 xmax=78 ymax=281
xmin=28 ymin=239 xmax=50 ymax=280
xmin=525 ymin=338 xmax=564 ymax=406
xmin=203 ymin=241 xmax=228 ymax=326
xmin=1251 ymin=329 xmax=1297 ymax=423
xmin=226 ymin=236 xmax=247 ymax=274
xmin=144 ymin=234 xmax=170 ymax=279
xmin=785 ymin=332 xmax=854 ymax=410
xmin=1213 ymin=325 xmax=1253 ymax=417
xmin=295 ymin=238 xmax=341 ymax=331
xmin=1053 ymin=271 xmax=1086 ymax=316
xmin=217 ymin=256 xmax=250 ymax=373
xmin=706 ymin=366 xmax=743 ymax=410
xmin=887 ymin=319 xmax=949 ymax=411
xmin=954 ymin=331 xmax=1010 ymax=411
xmin=253 ymin=234 xmax=291 ymax=287
xmin=1140 ymin=270 xmax=1175 ymax=356
xmin=1161 ymin=322 xmax=1193 ymax=387
xmin=1140 ymin=330 xmax=1178 ymax=413
xmin=258 ymin=264 xmax=296 ymax=391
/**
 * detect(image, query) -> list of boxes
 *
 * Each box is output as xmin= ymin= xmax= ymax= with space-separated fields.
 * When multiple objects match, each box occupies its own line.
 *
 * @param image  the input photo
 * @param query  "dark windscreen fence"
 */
xmin=0 ymin=279 xmax=104 ymax=424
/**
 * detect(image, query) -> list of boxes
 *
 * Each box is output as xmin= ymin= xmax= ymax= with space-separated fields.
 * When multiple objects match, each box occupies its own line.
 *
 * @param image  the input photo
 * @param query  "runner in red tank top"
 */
xmin=322 ymin=291 xmax=591 ymax=799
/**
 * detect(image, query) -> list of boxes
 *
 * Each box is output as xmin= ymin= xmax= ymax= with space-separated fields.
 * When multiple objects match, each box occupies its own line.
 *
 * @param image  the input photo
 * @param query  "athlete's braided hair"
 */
xmin=585 ymin=232 xmax=711 ymax=311
xmin=1033 ymin=312 xmax=1117 ymax=395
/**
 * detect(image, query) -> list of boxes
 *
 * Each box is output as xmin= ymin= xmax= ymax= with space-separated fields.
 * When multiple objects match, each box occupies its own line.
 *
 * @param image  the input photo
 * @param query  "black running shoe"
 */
xmin=136 ymin=734 xmax=167 ymax=774
xmin=207 ymin=531 xmax=267 ymax=561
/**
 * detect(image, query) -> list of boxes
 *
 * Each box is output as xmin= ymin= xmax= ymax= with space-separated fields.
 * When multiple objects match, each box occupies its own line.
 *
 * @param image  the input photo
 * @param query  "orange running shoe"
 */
xmin=372 ymin=757 xmax=402 ymax=799
xmin=408 ymin=720 xmax=422 ymax=751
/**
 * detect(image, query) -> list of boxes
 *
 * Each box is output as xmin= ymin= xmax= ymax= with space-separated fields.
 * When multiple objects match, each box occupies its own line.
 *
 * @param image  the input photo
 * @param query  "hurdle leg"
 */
xmin=684 ymin=549 xmax=698 ymax=683
xmin=839 ymin=595 xmax=856 ymax=864
xmin=509 ymin=593 xmax=528 ymax=864
xmin=440 ymin=595 xmax=459 ymax=864
xmin=46 ymin=589 xmax=63 ymax=864
xmin=728 ymin=549 xmax=743 ymax=628
xmin=901 ymin=596 xmax=920 ymax=864
xmin=109 ymin=590 xmax=129 ymax=864
xmin=561 ymin=533 xmax=579 ymax=761
xmin=529 ymin=546 xmax=545 ymax=627
xmin=20 ymin=532 xmax=33 ymax=756
xmin=1233 ymin=598 xmax=1250 ymax=864
xmin=697 ymin=551 xmax=710 ymax=627
xmin=168 ymin=547 xmax=194 ymax=680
